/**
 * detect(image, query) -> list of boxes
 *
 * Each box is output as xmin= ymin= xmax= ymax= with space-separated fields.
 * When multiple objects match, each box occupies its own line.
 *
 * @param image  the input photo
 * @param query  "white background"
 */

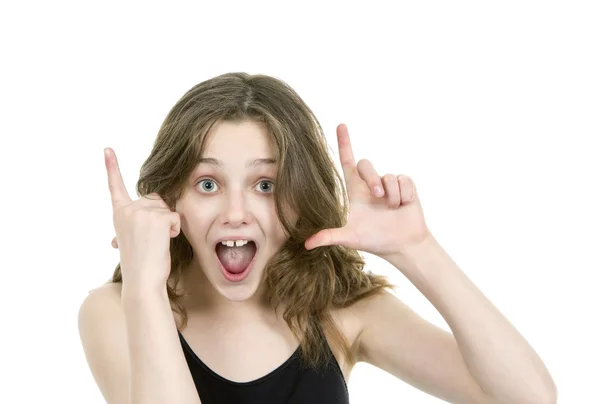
xmin=1 ymin=1 xmax=598 ymax=403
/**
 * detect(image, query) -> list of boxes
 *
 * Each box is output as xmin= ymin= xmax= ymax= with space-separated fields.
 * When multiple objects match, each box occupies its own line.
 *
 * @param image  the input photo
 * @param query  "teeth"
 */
xmin=220 ymin=240 xmax=250 ymax=247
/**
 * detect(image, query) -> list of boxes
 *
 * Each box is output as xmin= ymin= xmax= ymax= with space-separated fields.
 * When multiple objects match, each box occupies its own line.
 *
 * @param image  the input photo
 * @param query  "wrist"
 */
xmin=382 ymin=232 xmax=438 ymax=268
xmin=121 ymin=283 xmax=169 ymax=307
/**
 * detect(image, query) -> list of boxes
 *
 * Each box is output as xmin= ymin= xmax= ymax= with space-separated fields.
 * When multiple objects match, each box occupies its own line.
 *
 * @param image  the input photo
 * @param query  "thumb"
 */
xmin=168 ymin=211 xmax=181 ymax=238
xmin=305 ymin=227 xmax=348 ymax=250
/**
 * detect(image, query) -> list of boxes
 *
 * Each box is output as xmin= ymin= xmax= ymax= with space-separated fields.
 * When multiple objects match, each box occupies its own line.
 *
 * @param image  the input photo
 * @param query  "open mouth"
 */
xmin=214 ymin=240 xmax=258 ymax=282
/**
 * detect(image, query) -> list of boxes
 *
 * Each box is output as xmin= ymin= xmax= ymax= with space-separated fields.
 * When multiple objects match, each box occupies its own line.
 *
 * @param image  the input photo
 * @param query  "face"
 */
xmin=176 ymin=119 xmax=295 ymax=302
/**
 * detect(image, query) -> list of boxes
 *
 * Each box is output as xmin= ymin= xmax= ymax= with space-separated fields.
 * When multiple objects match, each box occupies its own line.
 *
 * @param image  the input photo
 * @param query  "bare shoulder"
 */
xmin=78 ymin=282 xmax=125 ymax=337
xmin=81 ymin=282 xmax=123 ymax=304
xmin=329 ymin=300 xmax=363 ymax=348
xmin=331 ymin=290 xmax=396 ymax=339
xmin=328 ymin=291 xmax=391 ymax=370
xmin=346 ymin=289 xmax=419 ymax=361
xmin=78 ymin=282 xmax=129 ymax=404
xmin=355 ymin=289 xmax=401 ymax=322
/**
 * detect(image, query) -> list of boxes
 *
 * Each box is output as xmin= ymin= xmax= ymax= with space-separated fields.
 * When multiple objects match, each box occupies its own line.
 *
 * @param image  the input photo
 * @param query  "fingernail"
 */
xmin=374 ymin=186 xmax=384 ymax=197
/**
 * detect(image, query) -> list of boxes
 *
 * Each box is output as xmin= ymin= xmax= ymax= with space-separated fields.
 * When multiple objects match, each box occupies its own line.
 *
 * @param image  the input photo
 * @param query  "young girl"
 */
xmin=78 ymin=72 xmax=557 ymax=404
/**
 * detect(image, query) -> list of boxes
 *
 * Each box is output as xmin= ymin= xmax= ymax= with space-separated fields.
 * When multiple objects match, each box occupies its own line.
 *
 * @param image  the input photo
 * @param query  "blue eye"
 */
xmin=255 ymin=180 xmax=274 ymax=194
xmin=197 ymin=179 xmax=218 ymax=193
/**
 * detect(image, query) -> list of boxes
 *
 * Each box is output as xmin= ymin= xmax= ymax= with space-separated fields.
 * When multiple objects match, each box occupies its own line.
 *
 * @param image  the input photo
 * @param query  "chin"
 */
xmin=215 ymin=284 xmax=261 ymax=302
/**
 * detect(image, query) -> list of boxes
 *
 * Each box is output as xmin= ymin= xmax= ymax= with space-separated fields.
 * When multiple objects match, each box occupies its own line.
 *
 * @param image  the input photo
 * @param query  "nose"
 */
xmin=220 ymin=188 xmax=253 ymax=227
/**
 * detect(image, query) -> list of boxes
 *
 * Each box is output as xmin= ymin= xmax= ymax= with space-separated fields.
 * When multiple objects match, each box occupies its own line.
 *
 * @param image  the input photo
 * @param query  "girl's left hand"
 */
xmin=304 ymin=124 xmax=432 ymax=261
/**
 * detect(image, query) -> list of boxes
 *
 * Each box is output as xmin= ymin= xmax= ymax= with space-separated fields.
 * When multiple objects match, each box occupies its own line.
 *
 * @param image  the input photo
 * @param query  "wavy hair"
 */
xmin=110 ymin=72 xmax=394 ymax=370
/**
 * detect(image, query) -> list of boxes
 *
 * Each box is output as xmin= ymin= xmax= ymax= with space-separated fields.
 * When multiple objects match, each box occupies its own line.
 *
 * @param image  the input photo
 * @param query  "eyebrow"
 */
xmin=197 ymin=157 xmax=277 ymax=168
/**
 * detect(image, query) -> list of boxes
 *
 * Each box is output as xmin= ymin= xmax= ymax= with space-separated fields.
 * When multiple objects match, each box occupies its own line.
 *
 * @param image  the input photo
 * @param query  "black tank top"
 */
xmin=178 ymin=330 xmax=349 ymax=403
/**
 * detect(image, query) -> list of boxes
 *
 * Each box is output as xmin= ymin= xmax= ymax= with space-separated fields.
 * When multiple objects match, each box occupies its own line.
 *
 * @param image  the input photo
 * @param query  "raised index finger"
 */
xmin=336 ymin=124 xmax=357 ymax=184
xmin=104 ymin=148 xmax=132 ymax=207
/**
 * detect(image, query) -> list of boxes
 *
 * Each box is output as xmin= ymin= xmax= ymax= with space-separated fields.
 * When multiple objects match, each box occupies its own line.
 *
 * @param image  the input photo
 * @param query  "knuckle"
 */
xmin=356 ymin=158 xmax=369 ymax=167
xmin=143 ymin=193 xmax=169 ymax=209
xmin=148 ymin=209 xmax=164 ymax=221
xmin=382 ymin=174 xmax=396 ymax=183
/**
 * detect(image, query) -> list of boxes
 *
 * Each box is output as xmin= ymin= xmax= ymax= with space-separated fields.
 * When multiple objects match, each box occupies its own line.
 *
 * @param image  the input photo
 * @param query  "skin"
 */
xmin=174 ymin=119 xmax=297 ymax=310
xmin=88 ymin=120 xmax=557 ymax=403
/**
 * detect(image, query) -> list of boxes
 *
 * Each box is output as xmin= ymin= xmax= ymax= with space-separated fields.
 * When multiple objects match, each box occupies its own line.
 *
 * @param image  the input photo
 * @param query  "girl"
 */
xmin=78 ymin=72 xmax=557 ymax=404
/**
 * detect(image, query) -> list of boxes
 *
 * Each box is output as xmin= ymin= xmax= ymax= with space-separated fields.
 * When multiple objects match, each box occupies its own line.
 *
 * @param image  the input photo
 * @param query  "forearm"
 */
xmin=122 ymin=287 xmax=201 ymax=404
xmin=388 ymin=235 xmax=557 ymax=404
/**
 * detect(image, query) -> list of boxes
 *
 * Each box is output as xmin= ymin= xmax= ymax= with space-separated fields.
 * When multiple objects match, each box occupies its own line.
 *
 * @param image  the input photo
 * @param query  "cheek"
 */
xmin=179 ymin=212 xmax=210 ymax=241
xmin=269 ymin=213 xmax=291 ymax=243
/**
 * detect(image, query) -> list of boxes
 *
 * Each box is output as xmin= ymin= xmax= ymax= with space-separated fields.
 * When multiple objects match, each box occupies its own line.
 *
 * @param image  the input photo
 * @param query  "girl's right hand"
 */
xmin=104 ymin=148 xmax=181 ymax=293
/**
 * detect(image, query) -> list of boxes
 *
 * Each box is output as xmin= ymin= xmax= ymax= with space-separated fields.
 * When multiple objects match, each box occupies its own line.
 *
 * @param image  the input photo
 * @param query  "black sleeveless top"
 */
xmin=178 ymin=331 xmax=349 ymax=403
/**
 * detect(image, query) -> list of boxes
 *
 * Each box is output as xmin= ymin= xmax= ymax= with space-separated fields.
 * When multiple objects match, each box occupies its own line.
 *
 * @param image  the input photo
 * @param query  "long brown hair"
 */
xmin=110 ymin=72 xmax=394 ymax=370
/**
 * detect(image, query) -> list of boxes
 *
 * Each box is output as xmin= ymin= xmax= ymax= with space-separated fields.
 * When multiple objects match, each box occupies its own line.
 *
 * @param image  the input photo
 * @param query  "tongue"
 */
xmin=215 ymin=242 xmax=257 ymax=274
